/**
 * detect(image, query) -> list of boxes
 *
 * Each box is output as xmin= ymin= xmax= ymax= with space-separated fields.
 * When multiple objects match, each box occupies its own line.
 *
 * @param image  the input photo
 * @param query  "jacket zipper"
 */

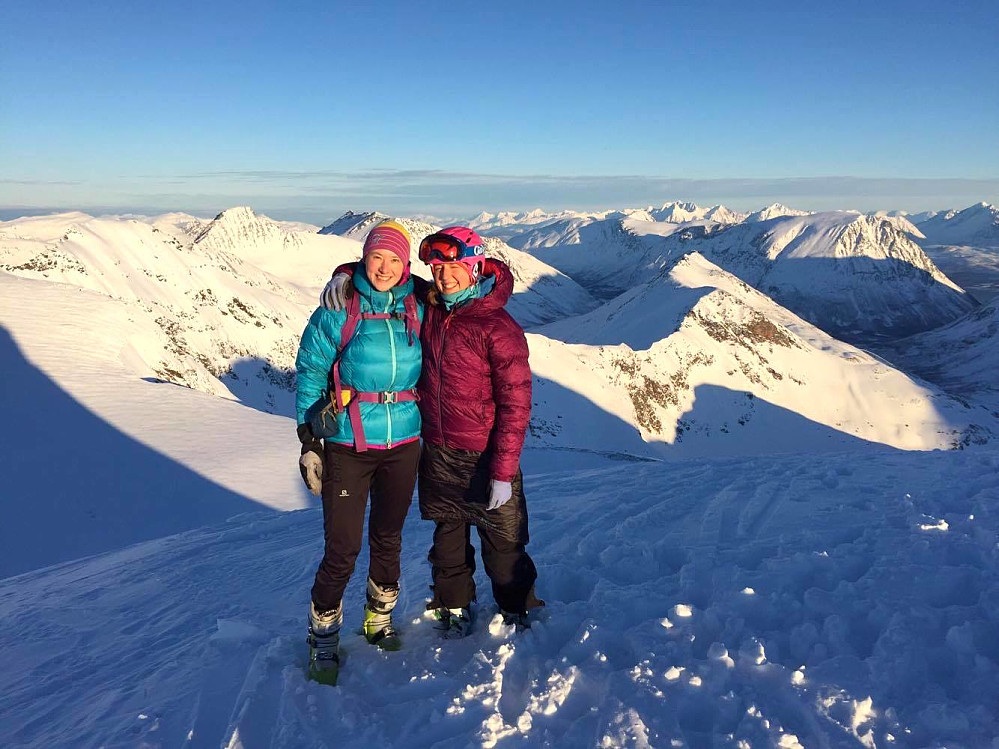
xmin=437 ymin=307 xmax=456 ymax=448
xmin=385 ymin=289 xmax=397 ymax=446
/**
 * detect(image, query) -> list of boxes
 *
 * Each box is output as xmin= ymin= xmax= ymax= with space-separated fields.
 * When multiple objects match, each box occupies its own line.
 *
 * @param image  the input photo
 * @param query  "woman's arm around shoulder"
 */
xmin=486 ymin=312 xmax=532 ymax=482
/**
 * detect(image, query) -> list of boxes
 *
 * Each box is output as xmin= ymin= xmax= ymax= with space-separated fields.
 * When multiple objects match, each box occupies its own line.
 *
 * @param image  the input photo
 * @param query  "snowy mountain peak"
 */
xmin=703 ymin=204 xmax=747 ymax=224
xmin=210 ymin=205 xmax=256 ymax=223
xmin=658 ymin=200 xmax=699 ymax=212
xmin=644 ymin=201 xmax=744 ymax=225
xmin=193 ymin=205 xmax=289 ymax=251
xmin=745 ymin=203 xmax=811 ymax=223
xmin=650 ymin=201 xmax=704 ymax=223
xmin=521 ymin=208 xmax=548 ymax=220
xmin=318 ymin=210 xmax=388 ymax=237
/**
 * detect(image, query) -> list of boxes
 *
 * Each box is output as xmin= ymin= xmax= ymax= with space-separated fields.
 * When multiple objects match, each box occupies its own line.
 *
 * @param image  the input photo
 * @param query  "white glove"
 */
xmin=487 ymin=480 xmax=513 ymax=511
xmin=299 ymin=451 xmax=323 ymax=496
xmin=320 ymin=272 xmax=350 ymax=311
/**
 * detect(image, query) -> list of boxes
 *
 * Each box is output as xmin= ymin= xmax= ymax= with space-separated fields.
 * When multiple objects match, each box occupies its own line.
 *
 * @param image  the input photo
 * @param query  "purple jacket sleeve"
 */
xmin=486 ymin=314 xmax=532 ymax=482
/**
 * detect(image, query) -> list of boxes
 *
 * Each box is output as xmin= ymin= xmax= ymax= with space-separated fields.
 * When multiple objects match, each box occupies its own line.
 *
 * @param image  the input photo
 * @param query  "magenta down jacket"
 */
xmin=418 ymin=259 xmax=532 ymax=482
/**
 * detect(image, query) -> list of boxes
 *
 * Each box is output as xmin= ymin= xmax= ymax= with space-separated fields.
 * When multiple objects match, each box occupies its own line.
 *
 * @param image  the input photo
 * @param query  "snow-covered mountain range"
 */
xmin=0 ymin=208 xmax=357 ymax=415
xmin=917 ymin=202 xmax=999 ymax=247
xmin=647 ymin=201 xmax=747 ymax=224
xmin=527 ymin=252 xmax=992 ymax=457
xmin=3 ymin=200 xmax=999 ymax=747
xmin=514 ymin=210 xmax=976 ymax=340
xmin=462 ymin=208 xmax=615 ymax=241
xmin=911 ymin=203 xmax=999 ymax=303
xmin=3 ymin=202 xmax=994 ymax=461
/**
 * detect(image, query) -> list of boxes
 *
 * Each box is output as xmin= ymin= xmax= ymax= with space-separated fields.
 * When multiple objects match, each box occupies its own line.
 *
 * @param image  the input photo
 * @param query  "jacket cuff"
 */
xmin=297 ymin=422 xmax=316 ymax=444
xmin=490 ymin=465 xmax=518 ymax=483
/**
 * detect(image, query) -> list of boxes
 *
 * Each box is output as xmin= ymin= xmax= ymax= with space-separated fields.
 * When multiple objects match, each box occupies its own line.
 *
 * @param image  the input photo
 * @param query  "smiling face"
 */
xmin=364 ymin=249 xmax=404 ymax=291
xmin=431 ymin=262 xmax=473 ymax=295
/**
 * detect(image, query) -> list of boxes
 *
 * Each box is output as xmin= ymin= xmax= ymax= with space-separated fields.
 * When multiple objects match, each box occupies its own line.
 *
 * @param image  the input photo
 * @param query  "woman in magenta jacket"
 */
xmin=415 ymin=226 xmax=543 ymax=636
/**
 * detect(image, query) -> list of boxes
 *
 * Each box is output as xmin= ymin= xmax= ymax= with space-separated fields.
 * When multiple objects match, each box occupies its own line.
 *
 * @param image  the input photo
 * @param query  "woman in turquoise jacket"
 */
xmin=295 ymin=220 xmax=423 ymax=684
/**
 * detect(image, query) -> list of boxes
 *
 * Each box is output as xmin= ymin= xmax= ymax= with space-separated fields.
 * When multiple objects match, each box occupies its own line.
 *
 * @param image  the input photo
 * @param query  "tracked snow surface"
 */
xmin=1 ymin=207 xmax=998 ymax=747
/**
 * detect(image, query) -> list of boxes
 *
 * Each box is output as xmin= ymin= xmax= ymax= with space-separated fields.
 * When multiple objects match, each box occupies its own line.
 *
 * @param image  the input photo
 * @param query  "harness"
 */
xmin=331 ymin=289 xmax=421 ymax=452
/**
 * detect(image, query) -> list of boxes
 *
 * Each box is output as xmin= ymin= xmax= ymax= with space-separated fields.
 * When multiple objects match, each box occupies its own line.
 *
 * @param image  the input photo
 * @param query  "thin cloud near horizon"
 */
xmin=3 ymin=170 xmax=997 ymax=224
xmin=134 ymin=169 xmax=999 ymax=196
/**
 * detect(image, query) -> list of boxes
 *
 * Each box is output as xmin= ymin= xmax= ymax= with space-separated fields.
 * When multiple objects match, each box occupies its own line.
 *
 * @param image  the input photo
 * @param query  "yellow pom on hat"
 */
xmin=374 ymin=219 xmax=410 ymax=242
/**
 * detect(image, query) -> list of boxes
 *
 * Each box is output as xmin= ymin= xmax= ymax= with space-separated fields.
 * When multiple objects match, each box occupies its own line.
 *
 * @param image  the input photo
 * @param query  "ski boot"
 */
xmin=500 ymin=587 xmax=544 ymax=631
xmin=500 ymin=610 xmax=531 ymax=631
xmin=307 ymin=601 xmax=342 ymax=685
xmin=433 ymin=606 xmax=473 ymax=639
xmin=362 ymin=578 xmax=401 ymax=651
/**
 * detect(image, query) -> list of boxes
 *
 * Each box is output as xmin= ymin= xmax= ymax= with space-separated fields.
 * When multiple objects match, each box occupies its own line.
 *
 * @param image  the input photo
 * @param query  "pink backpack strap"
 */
xmin=339 ymin=291 xmax=362 ymax=345
xmin=404 ymin=293 xmax=421 ymax=345
xmin=332 ymin=293 xmax=370 ymax=451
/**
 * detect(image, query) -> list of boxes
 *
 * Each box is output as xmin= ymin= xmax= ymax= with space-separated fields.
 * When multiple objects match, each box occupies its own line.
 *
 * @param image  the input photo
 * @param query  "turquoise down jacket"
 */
xmin=295 ymin=264 xmax=424 ymax=449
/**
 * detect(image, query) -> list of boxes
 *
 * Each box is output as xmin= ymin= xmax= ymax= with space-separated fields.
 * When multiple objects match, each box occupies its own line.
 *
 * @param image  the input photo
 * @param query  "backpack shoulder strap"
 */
xmin=403 ymin=292 xmax=421 ymax=344
xmin=339 ymin=291 xmax=363 ymax=349
xmin=330 ymin=292 xmax=363 ymax=433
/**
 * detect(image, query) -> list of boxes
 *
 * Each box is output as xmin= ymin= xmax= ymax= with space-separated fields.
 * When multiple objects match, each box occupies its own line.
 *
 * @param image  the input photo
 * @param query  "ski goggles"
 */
xmin=418 ymin=233 xmax=482 ymax=264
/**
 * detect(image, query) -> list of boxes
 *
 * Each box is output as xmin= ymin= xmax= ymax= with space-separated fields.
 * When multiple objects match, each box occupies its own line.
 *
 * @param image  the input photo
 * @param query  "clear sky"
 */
xmin=2 ymin=0 xmax=997 ymax=223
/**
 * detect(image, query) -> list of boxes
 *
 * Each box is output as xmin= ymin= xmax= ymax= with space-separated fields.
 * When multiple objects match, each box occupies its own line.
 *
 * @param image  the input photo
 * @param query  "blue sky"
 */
xmin=2 ymin=0 xmax=997 ymax=222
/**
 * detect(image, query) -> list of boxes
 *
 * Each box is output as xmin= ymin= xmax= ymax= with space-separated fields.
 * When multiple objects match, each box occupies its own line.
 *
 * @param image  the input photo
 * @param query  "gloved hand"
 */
xmin=297 ymin=423 xmax=324 ymax=496
xmin=487 ymin=480 xmax=513 ymax=511
xmin=321 ymin=272 xmax=351 ymax=311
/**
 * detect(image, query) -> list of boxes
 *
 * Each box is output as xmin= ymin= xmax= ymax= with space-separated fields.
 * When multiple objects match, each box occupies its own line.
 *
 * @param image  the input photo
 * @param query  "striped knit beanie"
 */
xmin=362 ymin=220 xmax=412 ymax=283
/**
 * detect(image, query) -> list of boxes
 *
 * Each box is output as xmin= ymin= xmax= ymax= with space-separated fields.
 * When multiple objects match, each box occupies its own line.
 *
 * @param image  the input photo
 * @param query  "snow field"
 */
xmin=2 ymin=447 xmax=997 ymax=747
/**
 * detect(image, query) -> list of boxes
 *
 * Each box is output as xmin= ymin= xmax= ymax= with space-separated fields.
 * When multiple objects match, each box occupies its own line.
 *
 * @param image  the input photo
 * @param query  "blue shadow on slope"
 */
xmin=0 ymin=326 xmax=281 ymax=579
xmin=220 ymin=356 xmax=296 ymax=417
xmin=672 ymin=383 xmax=914 ymax=457
xmin=527 ymin=372 xmax=968 ymax=468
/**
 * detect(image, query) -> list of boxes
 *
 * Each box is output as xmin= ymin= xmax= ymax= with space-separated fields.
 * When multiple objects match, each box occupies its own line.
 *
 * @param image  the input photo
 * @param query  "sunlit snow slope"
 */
xmin=526 ymin=253 xmax=994 ymax=458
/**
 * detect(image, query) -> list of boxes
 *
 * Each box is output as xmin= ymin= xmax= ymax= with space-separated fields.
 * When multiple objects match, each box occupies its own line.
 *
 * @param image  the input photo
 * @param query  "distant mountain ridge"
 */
xmin=918 ymin=202 xmax=999 ymax=247
xmin=515 ymin=210 xmax=975 ymax=340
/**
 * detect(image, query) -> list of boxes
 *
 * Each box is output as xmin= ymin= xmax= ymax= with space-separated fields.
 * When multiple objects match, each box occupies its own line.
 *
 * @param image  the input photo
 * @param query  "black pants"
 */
xmin=427 ymin=518 xmax=542 ymax=614
xmin=418 ymin=443 xmax=542 ymax=614
xmin=311 ymin=440 xmax=420 ymax=612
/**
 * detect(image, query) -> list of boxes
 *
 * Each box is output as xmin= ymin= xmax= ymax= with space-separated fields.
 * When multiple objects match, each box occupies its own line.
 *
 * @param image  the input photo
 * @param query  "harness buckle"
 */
xmin=380 ymin=391 xmax=398 ymax=404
